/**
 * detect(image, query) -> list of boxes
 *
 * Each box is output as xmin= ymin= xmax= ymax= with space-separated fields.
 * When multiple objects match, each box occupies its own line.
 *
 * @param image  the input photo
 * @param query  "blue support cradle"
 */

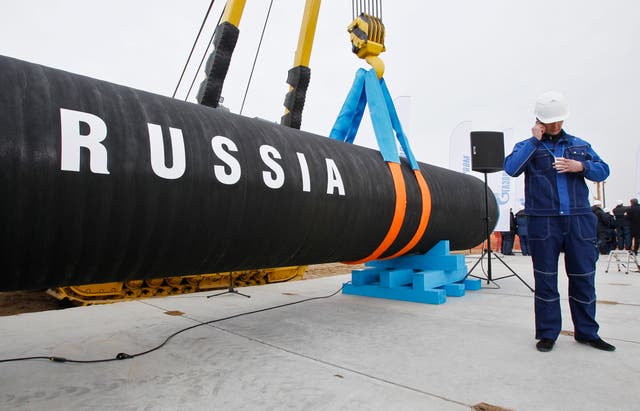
xmin=331 ymin=69 xmax=481 ymax=304
xmin=342 ymin=240 xmax=481 ymax=304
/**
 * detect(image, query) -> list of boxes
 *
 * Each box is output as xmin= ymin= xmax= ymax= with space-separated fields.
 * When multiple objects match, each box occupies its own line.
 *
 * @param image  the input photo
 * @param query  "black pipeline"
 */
xmin=0 ymin=55 xmax=498 ymax=291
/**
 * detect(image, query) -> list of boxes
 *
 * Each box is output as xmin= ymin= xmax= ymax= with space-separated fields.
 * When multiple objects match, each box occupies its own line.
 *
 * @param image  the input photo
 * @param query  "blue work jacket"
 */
xmin=504 ymin=130 xmax=609 ymax=216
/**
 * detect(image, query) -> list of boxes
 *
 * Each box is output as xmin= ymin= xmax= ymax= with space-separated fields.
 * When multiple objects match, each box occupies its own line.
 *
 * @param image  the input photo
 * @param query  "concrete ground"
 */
xmin=1 ymin=253 xmax=639 ymax=411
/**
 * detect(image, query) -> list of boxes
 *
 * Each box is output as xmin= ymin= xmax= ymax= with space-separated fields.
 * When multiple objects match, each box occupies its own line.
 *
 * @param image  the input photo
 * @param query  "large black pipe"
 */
xmin=0 ymin=55 xmax=497 ymax=291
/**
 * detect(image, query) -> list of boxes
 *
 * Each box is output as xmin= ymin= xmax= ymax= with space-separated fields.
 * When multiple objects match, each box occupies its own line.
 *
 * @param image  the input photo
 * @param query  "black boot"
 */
xmin=536 ymin=339 xmax=555 ymax=352
xmin=576 ymin=338 xmax=616 ymax=351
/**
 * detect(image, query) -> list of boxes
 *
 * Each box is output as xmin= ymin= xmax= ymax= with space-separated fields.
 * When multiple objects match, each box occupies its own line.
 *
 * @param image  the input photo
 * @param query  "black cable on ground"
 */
xmin=0 ymin=283 xmax=347 ymax=364
xmin=172 ymin=0 xmax=217 ymax=99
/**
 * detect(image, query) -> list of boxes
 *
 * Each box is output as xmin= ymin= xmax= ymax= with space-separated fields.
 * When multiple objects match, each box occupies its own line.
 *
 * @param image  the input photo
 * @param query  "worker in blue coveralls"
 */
xmin=504 ymin=91 xmax=615 ymax=353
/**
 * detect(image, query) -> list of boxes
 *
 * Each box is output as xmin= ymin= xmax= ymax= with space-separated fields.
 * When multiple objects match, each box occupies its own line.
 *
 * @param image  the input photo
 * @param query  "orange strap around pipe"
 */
xmin=346 ymin=162 xmax=406 ymax=264
xmin=382 ymin=169 xmax=432 ymax=259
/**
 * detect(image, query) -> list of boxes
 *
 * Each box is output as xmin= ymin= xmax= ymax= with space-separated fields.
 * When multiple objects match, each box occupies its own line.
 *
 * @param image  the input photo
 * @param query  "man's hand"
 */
xmin=532 ymin=121 xmax=546 ymax=140
xmin=554 ymin=157 xmax=584 ymax=173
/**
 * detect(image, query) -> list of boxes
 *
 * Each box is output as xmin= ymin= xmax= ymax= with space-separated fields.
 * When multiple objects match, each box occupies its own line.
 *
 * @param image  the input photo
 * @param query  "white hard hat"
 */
xmin=616 ymin=199 xmax=624 ymax=206
xmin=592 ymin=200 xmax=602 ymax=207
xmin=534 ymin=91 xmax=569 ymax=123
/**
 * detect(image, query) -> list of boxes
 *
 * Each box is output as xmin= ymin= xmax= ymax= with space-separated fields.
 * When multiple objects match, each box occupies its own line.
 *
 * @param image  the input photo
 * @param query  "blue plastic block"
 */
xmin=401 ymin=254 xmax=464 ymax=271
xmin=442 ymin=282 xmax=466 ymax=297
xmin=412 ymin=270 xmax=445 ymax=290
xmin=365 ymin=241 xmax=464 ymax=272
xmin=380 ymin=269 xmax=413 ymax=288
xmin=343 ymin=241 xmax=478 ymax=305
xmin=366 ymin=255 xmax=463 ymax=271
xmin=342 ymin=283 xmax=446 ymax=304
xmin=463 ymin=278 xmax=482 ymax=290
xmin=426 ymin=240 xmax=450 ymax=255
xmin=351 ymin=268 xmax=380 ymax=286
xmin=412 ymin=267 xmax=467 ymax=290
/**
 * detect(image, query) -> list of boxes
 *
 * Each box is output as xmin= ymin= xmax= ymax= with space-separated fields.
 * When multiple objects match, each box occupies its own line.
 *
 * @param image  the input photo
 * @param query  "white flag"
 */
xmin=448 ymin=121 xmax=473 ymax=173
xmin=488 ymin=128 xmax=517 ymax=232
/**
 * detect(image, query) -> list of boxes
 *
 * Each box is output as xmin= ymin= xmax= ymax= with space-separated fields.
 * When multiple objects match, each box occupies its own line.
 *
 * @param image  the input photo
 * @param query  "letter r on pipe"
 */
xmin=60 ymin=108 xmax=110 ymax=174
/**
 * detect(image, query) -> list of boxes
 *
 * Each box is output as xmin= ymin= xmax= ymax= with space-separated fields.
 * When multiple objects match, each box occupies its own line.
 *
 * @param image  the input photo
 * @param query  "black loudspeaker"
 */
xmin=470 ymin=131 xmax=505 ymax=173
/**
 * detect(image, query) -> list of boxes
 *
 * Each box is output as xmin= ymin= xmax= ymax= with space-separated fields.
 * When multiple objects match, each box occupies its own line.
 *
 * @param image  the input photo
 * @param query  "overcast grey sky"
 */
xmin=2 ymin=0 xmax=639 ymax=206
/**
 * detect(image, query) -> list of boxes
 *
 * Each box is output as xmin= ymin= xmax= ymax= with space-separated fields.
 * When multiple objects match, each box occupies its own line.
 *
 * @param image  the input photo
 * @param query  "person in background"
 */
xmin=603 ymin=208 xmax=617 ymax=253
xmin=612 ymin=199 xmax=631 ymax=251
xmin=504 ymin=91 xmax=615 ymax=353
xmin=629 ymin=198 xmax=640 ymax=255
xmin=500 ymin=208 xmax=517 ymax=255
xmin=515 ymin=208 xmax=530 ymax=256
xmin=592 ymin=201 xmax=615 ymax=255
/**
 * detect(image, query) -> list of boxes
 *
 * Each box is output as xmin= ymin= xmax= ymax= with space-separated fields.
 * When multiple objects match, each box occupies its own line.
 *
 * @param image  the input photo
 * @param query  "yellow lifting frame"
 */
xmin=282 ymin=0 xmax=322 ymax=120
xmin=221 ymin=0 xmax=247 ymax=27
xmin=292 ymin=0 xmax=322 ymax=68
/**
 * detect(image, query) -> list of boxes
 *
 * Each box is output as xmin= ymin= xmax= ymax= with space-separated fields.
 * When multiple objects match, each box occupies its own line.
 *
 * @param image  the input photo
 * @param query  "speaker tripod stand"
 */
xmin=207 ymin=272 xmax=251 ymax=299
xmin=465 ymin=172 xmax=534 ymax=292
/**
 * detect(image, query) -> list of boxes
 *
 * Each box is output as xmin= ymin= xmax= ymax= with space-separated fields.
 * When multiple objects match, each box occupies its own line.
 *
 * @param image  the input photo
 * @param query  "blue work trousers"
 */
xmin=616 ymin=225 xmax=631 ymax=250
xmin=518 ymin=234 xmax=530 ymax=256
xmin=501 ymin=232 xmax=514 ymax=255
xmin=528 ymin=214 xmax=600 ymax=341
